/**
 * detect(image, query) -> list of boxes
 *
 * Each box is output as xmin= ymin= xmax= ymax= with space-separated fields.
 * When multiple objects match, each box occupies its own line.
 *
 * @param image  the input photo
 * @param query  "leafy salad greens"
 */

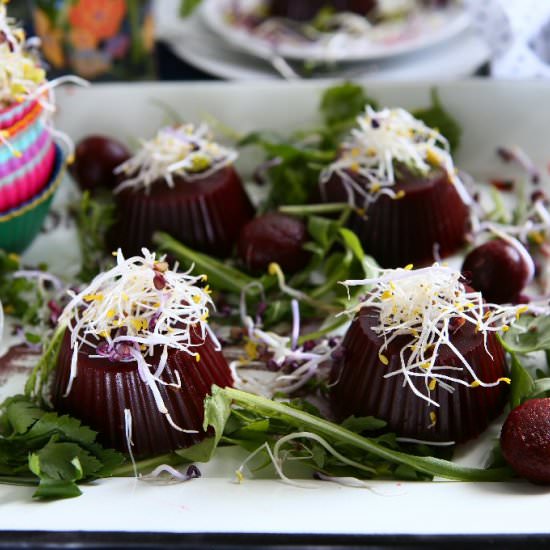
xmin=0 ymin=81 xmax=548 ymax=501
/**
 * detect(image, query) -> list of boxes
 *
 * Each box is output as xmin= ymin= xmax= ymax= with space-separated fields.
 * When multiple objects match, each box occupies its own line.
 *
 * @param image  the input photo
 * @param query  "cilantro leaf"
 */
xmin=0 ymin=396 xmax=125 ymax=499
xmin=3 ymin=397 xmax=44 ymax=435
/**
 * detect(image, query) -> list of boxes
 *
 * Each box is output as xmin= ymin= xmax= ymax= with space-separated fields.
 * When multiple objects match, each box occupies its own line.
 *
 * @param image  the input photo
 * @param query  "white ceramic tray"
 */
xmin=1 ymin=80 xmax=550 ymax=536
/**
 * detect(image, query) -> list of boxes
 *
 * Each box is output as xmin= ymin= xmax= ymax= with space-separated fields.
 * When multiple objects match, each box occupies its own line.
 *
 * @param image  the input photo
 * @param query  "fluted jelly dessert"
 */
xmin=331 ymin=264 xmax=525 ymax=443
xmin=110 ymin=124 xmax=254 ymax=257
xmin=52 ymin=249 xmax=233 ymax=457
xmin=320 ymin=106 xmax=470 ymax=267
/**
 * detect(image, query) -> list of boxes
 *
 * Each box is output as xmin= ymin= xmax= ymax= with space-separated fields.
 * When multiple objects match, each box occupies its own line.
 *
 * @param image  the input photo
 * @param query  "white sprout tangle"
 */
xmin=341 ymin=263 xmax=542 ymax=407
xmin=228 ymin=283 xmax=336 ymax=397
xmin=60 ymin=248 xmax=220 ymax=432
xmin=320 ymin=105 xmax=471 ymax=208
xmin=114 ymin=123 xmax=238 ymax=193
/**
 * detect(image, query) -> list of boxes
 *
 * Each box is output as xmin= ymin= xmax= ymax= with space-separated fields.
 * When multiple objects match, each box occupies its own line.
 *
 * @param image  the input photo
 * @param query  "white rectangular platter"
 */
xmin=1 ymin=79 xmax=550 ymax=536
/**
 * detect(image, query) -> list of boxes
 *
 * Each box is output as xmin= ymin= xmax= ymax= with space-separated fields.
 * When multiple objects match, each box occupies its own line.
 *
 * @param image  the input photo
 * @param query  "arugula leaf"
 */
xmin=413 ymin=89 xmax=461 ymax=153
xmin=203 ymin=386 xmax=513 ymax=482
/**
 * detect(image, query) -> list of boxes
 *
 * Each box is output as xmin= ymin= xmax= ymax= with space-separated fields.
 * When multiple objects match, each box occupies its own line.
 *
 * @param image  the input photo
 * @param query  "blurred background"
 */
xmin=8 ymin=0 xmax=550 ymax=82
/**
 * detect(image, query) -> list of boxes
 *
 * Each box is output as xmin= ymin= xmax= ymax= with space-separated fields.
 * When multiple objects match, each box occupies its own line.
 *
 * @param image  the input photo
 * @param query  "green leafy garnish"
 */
xmin=72 ymin=191 xmax=116 ymax=282
xmin=508 ymin=351 xmax=535 ymax=409
xmin=201 ymin=386 xmax=513 ymax=482
xmin=0 ymin=250 xmax=46 ymax=326
xmin=413 ymin=89 xmax=461 ymax=153
xmin=320 ymin=81 xmax=378 ymax=127
xmin=154 ymin=205 xmax=373 ymax=330
xmin=25 ymin=324 xmax=66 ymax=404
xmin=0 ymin=396 xmax=124 ymax=499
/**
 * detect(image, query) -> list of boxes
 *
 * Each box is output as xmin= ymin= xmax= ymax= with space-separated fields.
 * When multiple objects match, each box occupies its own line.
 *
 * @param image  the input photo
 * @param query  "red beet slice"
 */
xmin=462 ymin=238 xmax=532 ymax=304
xmin=70 ymin=135 xmax=130 ymax=192
xmin=238 ymin=212 xmax=310 ymax=274
xmin=268 ymin=0 xmax=376 ymax=20
xmin=51 ymin=330 xmax=233 ymax=458
xmin=322 ymin=167 xmax=470 ymax=268
xmin=501 ymin=398 xmax=550 ymax=484
xmin=109 ymin=166 xmax=255 ymax=258
xmin=330 ymin=307 xmax=508 ymax=443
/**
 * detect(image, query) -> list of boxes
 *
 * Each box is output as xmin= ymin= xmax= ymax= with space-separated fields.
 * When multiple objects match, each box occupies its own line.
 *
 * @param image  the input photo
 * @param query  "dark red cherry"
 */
xmin=461 ymin=238 xmax=532 ymax=304
xmin=501 ymin=398 xmax=550 ymax=484
xmin=238 ymin=212 xmax=310 ymax=274
xmin=70 ymin=135 xmax=131 ymax=192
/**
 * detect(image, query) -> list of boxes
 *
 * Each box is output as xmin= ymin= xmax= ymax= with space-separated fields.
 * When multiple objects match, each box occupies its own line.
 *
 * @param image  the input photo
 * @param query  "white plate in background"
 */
xmin=154 ymin=0 xmax=489 ymax=81
xmin=201 ymin=0 xmax=471 ymax=62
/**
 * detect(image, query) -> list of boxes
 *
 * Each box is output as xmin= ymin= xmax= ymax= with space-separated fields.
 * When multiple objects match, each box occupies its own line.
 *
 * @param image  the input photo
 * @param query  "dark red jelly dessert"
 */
xmin=268 ymin=0 xmax=376 ymax=21
xmin=70 ymin=135 xmax=131 ymax=192
xmin=110 ymin=166 xmax=255 ymax=258
xmin=462 ymin=238 xmax=533 ymax=304
xmin=330 ymin=307 xmax=508 ymax=443
xmin=51 ymin=330 xmax=233 ymax=458
xmin=323 ymin=166 xmax=470 ymax=268
xmin=501 ymin=398 xmax=550 ymax=484
xmin=238 ymin=212 xmax=310 ymax=274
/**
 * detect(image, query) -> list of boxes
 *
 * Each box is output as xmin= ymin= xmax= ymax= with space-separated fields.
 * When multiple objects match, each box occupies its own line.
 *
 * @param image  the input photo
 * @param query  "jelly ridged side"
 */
xmin=330 ymin=309 xmax=508 ymax=443
xmin=323 ymin=168 xmax=469 ymax=268
xmin=111 ymin=166 xmax=254 ymax=258
xmin=52 ymin=330 xmax=233 ymax=458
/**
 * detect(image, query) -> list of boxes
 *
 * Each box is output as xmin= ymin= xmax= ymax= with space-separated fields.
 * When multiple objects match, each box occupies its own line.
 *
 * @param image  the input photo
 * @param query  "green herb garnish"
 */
xmin=0 ymin=396 xmax=124 ymax=499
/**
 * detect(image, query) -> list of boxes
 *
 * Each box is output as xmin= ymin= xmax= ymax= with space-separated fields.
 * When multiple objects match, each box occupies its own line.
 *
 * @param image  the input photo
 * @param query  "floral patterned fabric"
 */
xmin=32 ymin=0 xmax=154 ymax=80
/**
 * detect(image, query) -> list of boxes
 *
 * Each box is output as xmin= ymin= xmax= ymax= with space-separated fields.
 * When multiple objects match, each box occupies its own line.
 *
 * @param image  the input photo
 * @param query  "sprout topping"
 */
xmin=60 ymin=249 xmax=219 ymax=431
xmin=0 ymin=5 xmax=46 ymax=105
xmin=341 ymin=264 xmax=538 ymax=406
xmin=114 ymin=123 xmax=238 ymax=193
xmin=321 ymin=106 xmax=471 ymax=207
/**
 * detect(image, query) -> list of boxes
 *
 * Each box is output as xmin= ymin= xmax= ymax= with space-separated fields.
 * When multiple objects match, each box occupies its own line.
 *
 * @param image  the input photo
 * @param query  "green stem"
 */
xmin=0 ymin=475 xmax=38 ymax=486
xmin=297 ymin=316 xmax=348 ymax=345
xmin=153 ymin=232 xmax=256 ymax=294
xmin=221 ymin=388 xmax=514 ymax=482
xmin=279 ymin=203 xmax=350 ymax=216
